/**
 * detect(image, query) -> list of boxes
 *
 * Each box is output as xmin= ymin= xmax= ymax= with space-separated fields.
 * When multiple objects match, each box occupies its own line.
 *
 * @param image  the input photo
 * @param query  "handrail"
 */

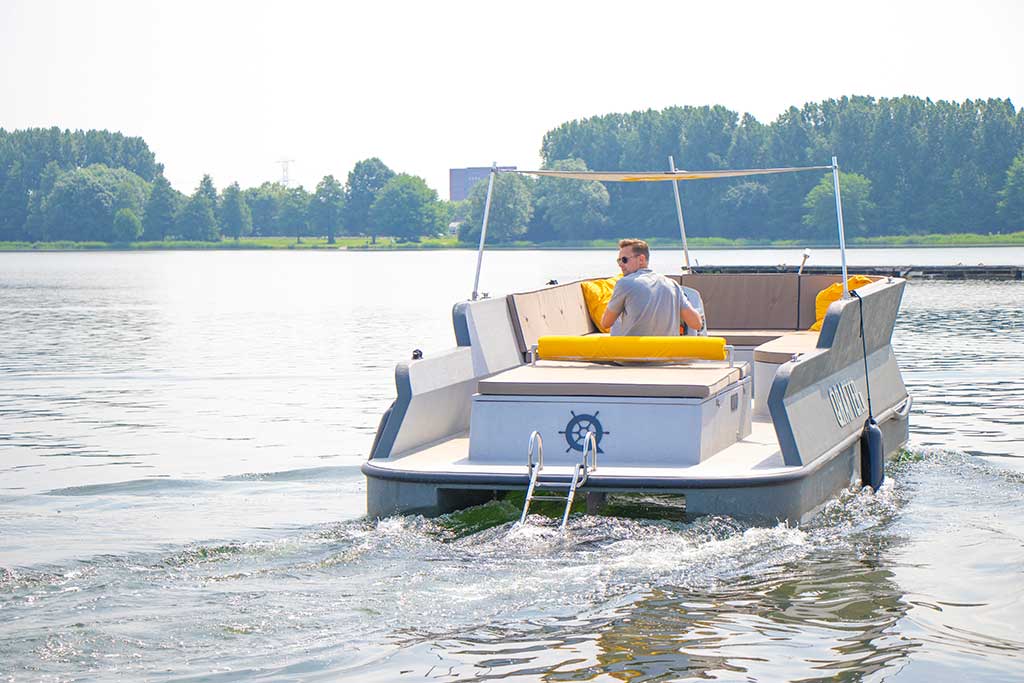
xmin=527 ymin=430 xmax=544 ymax=472
xmin=579 ymin=431 xmax=598 ymax=486
xmin=893 ymin=395 xmax=913 ymax=420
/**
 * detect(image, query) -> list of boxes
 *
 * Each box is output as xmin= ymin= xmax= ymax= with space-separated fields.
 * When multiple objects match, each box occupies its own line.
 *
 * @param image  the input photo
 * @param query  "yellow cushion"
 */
xmin=809 ymin=275 xmax=876 ymax=331
xmin=580 ymin=275 xmax=622 ymax=333
xmin=538 ymin=335 xmax=728 ymax=361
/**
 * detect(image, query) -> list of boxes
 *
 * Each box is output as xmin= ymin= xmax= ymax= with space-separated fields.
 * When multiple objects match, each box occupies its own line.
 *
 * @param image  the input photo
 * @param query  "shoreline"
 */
xmin=2 ymin=234 xmax=1024 ymax=253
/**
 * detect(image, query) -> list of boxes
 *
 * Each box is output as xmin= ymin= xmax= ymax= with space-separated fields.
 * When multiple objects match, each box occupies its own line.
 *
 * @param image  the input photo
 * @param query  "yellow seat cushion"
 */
xmin=538 ymin=335 xmax=728 ymax=361
xmin=580 ymin=275 xmax=622 ymax=333
xmin=809 ymin=275 xmax=876 ymax=331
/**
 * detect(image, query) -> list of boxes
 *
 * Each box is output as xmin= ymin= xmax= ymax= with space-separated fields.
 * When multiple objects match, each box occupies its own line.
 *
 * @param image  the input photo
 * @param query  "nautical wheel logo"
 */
xmin=559 ymin=410 xmax=608 ymax=453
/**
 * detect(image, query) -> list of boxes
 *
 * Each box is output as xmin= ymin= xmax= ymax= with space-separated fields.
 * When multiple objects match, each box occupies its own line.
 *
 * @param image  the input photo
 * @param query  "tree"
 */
xmin=310 ymin=175 xmax=344 ymax=244
xmin=243 ymin=182 xmax=287 ymax=235
xmin=802 ymin=172 xmax=875 ymax=240
xmin=142 ymin=173 xmax=179 ymax=241
xmin=343 ymin=157 xmax=394 ymax=241
xmin=278 ymin=186 xmax=310 ymax=243
xmin=176 ymin=192 xmax=218 ymax=241
xmin=369 ymin=174 xmax=444 ymax=241
xmin=997 ymin=150 xmax=1024 ymax=230
xmin=532 ymin=158 xmax=610 ymax=241
xmin=112 ymin=208 xmax=142 ymax=242
xmin=458 ymin=172 xmax=533 ymax=244
xmin=40 ymin=164 xmax=150 ymax=242
xmin=220 ymin=182 xmax=252 ymax=240
xmin=197 ymin=174 xmax=221 ymax=234
xmin=716 ymin=181 xmax=770 ymax=238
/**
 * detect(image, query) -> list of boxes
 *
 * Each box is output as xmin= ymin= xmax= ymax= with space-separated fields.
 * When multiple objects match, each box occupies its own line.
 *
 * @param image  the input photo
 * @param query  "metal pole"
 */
xmin=471 ymin=163 xmax=497 ymax=301
xmin=831 ymin=156 xmax=850 ymax=299
xmin=668 ymin=156 xmax=691 ymax=271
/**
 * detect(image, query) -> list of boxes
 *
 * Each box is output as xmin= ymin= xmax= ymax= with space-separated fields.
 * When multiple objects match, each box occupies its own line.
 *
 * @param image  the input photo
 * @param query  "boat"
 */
xmin=362 ymin=159 xmax=912 ymax=525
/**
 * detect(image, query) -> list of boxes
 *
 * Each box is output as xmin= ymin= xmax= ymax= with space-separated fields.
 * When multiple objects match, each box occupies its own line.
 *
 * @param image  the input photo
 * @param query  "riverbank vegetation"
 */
xmin=1 ymin=96 xmax=1022 ymax=249
xmin=4 ymin=231 xmax=1022 ymax=252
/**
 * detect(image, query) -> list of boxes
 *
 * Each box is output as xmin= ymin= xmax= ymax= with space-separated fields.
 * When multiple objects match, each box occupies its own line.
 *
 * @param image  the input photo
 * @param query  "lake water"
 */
xmin=1 ymin=248 xmax=1022 ymax=681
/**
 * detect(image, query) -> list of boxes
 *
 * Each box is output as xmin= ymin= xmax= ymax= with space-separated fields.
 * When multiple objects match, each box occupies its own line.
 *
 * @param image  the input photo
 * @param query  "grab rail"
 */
xmin=580 ymin=431 xmax=598 ymax=486
xmin=527 ymin=430 xmax=544 ymax=472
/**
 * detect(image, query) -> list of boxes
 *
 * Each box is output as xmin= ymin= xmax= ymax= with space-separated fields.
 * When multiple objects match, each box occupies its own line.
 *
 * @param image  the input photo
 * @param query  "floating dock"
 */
xmin=695 ymin=265 xmax=1022 ymax=281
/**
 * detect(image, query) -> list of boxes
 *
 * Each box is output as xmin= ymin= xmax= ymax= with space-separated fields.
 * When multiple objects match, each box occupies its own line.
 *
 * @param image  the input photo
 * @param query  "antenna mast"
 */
xmin=277 ymin=159 xmax=295 ymax=187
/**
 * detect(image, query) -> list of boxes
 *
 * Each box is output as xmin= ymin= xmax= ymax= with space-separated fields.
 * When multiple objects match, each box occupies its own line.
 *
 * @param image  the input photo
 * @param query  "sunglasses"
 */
xmin=618 ymin=255 xmax=638 ymax=264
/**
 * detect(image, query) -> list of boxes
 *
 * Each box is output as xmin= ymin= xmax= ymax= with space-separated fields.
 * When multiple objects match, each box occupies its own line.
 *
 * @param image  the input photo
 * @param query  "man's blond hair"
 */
xmin=618 ymin=238 xmax=650 ymax=260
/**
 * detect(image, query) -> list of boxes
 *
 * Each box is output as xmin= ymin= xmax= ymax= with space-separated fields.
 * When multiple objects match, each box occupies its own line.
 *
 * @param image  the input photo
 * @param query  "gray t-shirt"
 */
xmin=606 ymin=269 xmax=695 ymax=336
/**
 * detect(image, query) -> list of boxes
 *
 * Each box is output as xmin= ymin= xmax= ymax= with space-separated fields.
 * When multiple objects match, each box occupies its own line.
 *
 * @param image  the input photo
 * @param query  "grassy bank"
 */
xmin=3 ymin=231 xmax=1023 ymax=252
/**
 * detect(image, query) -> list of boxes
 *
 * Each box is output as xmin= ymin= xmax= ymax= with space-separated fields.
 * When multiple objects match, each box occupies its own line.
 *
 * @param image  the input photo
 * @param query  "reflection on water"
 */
xmin=0 ymin=251 xmax=1022 ymax=681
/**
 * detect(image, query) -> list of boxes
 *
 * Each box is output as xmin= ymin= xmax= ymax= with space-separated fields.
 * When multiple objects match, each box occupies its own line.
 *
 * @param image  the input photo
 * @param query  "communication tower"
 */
xmin=277 ymin=159 xmax=295 ymax=187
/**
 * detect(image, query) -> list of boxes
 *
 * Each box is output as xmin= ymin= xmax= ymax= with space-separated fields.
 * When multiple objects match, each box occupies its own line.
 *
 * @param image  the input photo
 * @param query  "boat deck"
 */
xmin=371 ymin=416 xmax=790 ymax=481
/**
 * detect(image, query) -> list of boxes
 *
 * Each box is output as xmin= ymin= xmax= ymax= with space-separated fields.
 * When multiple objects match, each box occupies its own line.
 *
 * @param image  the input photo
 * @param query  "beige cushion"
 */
xmin=478 ymin=360 xmax=747 ymax=399
xmin=678 ymin=274 xmax=799 ymax=330
xmin=709 ymin=329 xmax=793 ymax=347
xmin=753 ymin=331 xmax=821 ymax=364
xmin=509 ymin=281 xmax=595 ymax=351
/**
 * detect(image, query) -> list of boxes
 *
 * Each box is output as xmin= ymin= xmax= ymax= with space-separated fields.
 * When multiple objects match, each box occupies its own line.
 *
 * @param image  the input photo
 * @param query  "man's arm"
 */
xmin=681 ymin=298 xmax=703 ymax=332
xmin=601 ymin=281 xmax=627 ymax=332
xmin=601 ymin=305 xmax=620 ymax=331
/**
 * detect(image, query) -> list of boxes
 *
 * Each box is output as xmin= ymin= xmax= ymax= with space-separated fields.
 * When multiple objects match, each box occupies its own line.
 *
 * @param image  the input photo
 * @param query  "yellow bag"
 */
xmin=809 ymin=275 xmax=876 ymax=331
xmin=580 ymin=275 xmax=622 ymax=333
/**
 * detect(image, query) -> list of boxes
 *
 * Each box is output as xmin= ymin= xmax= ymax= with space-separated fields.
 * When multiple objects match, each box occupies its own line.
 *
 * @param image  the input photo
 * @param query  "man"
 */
xmin=600 ymin=239 xmax=703 ymax=336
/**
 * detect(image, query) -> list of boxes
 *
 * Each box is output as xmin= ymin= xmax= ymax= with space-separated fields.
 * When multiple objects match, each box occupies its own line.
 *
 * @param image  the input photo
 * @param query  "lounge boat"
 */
xmin=362 ymin=160 xmax=912 ymax=525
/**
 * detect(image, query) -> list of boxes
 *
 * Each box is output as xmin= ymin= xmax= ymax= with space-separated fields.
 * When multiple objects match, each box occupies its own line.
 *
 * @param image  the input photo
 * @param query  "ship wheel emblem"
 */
xmin=559 ymin=410 xmax=608 ymax=453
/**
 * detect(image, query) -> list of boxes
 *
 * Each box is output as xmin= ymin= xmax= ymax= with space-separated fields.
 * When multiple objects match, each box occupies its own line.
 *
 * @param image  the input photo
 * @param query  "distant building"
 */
xmin=449 ymin=166 xmax=516 ymax=202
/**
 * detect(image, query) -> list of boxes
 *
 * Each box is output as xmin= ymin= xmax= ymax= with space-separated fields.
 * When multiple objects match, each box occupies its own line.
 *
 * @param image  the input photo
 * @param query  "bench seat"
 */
xmin=709 ymin=329 xmax=794 ymax=347
xmin=478 ymin=360 xmax=749 ymax=400
xmin=753 ymin=331 xmax=821 ymax=363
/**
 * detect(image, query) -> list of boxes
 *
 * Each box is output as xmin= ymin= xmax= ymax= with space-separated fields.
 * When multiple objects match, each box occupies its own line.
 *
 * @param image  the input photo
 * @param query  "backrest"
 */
xmin=508 ymin=280 xmax=597 ymax=353
xmin=797 ymin=274 xmax=845 ymax=328
xmin=677 ymin=274 xmax=801 ymax=330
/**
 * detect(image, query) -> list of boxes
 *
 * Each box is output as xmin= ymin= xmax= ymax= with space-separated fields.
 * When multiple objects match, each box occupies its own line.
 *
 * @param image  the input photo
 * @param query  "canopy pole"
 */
xmin=471 ymin=163 xmax=497 ymax=301
xmin=668 ymin=156 xmax=691 ymax=271
xmin=831 ymin=156 xmax=850 ymax=299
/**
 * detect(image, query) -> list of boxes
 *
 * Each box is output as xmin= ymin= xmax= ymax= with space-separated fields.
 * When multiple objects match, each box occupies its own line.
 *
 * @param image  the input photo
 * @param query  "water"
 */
xmin=1 ymin=249 xmax=1022 ymax=681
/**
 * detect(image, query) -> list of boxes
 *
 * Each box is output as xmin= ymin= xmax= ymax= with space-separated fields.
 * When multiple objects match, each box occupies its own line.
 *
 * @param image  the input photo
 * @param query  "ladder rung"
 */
xmin=528 ymin=494 xmax=570 ymax=501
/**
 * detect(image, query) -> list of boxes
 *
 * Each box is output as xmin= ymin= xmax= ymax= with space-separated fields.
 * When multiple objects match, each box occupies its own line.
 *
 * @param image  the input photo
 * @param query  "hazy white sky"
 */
xmin=2 ymin=0 xmax=1021 ymax=198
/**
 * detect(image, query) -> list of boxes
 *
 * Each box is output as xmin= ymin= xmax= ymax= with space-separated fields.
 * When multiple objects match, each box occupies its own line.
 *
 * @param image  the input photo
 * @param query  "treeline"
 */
xmin=4 ymin=96 xmax=1024 ymax=246
xmin=517 ymin=96 xmax=1024 ymax=241
xmin=0 ymin=129 xmax=454 ymax=243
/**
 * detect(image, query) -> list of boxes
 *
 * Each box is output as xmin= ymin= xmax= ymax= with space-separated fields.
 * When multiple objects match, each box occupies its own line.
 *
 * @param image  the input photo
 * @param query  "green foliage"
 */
xmin=242 ymin=182 xmax=288 ymax=235
xmin=539 ymin=96 xmax=1024 ymax=239
xmin=175 ymin=190 xmax=219 ymax=241
xmin=219 ymin=182 xmax=252 ymax=240
xmin=40 ymin=164 xmax=150 ymax=242
xmin=343 ymin=158 xmax=395 ymax=238
xmin=997 ymin=150 xmax=1024 ymax=229
xmin=112 ymin=208 xmax=142 ymax=242
xmin=4 ymin=97 xmax=1024 ymax=245
xmin=278 ymin=186 xmax=311 ymax=240
xmin=0 ymin=128 xmax=157 ymax=240
xmin=310 ymin=175 xmax=344 ymax=243
xmin=459 ymin=172 xmax=533 ymax=244
xmin=802 ymin=172 xmax=875 ymax=240
xmin=369 ymin=174 xmax=444 ymax=241
xmin=142 ymin=173 xmax=179 ymax=241
xmin=532 ymin=158 xmax=610 ymax=240
xmin=717 ymin=181 xmax=770 ymax=238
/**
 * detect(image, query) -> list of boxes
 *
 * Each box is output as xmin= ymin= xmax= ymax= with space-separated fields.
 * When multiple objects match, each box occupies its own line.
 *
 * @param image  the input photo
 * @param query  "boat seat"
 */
xmin=753 ymin=330 xmax=821 ymax=363
xmin=709 ymin=329 xmax=795 ymax=347
xmin=478 ymin=360 xmax=749 ymax=400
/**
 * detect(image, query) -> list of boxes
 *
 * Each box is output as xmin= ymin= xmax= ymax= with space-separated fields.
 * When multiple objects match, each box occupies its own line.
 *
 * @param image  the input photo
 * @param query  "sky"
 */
xmin=1 ymin=0 xmax=1022 ymax=198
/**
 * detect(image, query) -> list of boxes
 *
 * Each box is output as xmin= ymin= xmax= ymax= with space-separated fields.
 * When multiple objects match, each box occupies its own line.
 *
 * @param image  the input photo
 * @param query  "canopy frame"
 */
xmin=470 ymin=161 xmax=850 ymax=300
